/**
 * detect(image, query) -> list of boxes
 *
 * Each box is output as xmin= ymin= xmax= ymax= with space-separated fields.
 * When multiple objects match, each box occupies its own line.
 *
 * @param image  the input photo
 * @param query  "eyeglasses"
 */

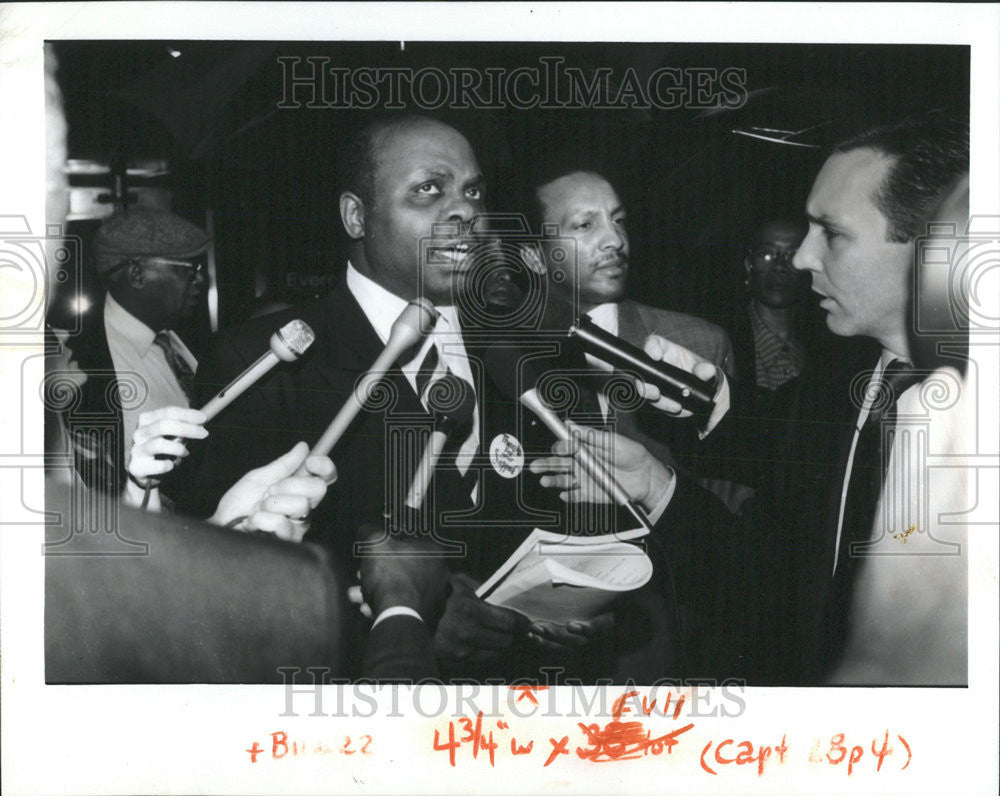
xmin=104 ymin=257 xmax=204 ymax=278
xmin=146 ymin=257 xmax=204 ymax=275
xmin=748 ymin=245 xmax=798 ymax=269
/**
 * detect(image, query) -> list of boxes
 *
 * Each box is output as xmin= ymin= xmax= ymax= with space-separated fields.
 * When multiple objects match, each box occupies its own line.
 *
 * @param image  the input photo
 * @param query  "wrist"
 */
xmin=642 ymin=462 xmax=674 ymax=513
xmin=370 ymin=586 xmax=423 ymax=620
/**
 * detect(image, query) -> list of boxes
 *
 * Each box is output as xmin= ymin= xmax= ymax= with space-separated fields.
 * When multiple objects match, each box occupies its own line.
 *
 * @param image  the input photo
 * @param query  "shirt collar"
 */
xmin=585 ymin=302 xmax=619 ymax=336
xmin=344 ymin=260 xmax=459 ymax=349
xmin=104 ymin=293 xmax=157 ymax=357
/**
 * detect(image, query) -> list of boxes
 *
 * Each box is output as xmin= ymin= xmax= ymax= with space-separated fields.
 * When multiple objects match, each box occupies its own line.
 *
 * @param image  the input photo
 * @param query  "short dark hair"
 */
xmin=526 ymin=155 xmax=619 ymax=237
xmin=835 ymin=113 xmax=968 ymax=243
xmin=337 ymin=113 xmax=469 ymax=210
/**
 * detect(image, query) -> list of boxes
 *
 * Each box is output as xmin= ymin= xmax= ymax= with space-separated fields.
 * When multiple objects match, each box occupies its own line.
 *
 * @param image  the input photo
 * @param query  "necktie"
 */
xmin=415 ymin=341 xmax=442 ymax=403
xmin=837 ymin=360 xmax=923 ymax=575
xmin=154 ymin=331 xmax=195 ymax=403
xmin=415 ymin=339 xmax=479 ymax=495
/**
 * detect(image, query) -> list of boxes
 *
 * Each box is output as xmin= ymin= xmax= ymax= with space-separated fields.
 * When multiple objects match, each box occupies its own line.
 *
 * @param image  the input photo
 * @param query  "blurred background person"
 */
xmin=735 ymin=218 xmax=810 ymax=416
xmin=61 ymin=208 xmax=210 ymax=496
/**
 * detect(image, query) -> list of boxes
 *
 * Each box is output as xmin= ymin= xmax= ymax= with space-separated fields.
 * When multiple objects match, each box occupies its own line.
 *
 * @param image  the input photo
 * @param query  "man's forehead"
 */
xmin=756 ymin=220 xmax=805 ymax=246
xmin=807 ymin=148 xmax=894 ymax=221
xmin=374 ymin=119 xmax=479 ymax=178
xmin=538 ymin=172 xmax=620 ymax=219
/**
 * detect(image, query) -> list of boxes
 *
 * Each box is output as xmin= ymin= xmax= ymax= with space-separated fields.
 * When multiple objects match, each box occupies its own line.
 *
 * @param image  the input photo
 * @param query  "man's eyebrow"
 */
xmin=411 ymin=168 xmax=449 ymax=182
xmin=463 ymin=172 xmax=486 ymax=188
xmin=806 ymin=212 xmax=837 ymax=227
xmin=611 ymin=205 xmax=626 ymax=217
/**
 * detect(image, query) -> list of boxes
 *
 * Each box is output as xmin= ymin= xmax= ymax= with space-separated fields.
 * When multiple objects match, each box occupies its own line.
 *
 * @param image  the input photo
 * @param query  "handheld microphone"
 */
xmin=305 ymin=298 xmax=439 ymax=466
xmin=404 ymin=373 xmax=476 ymax=510
xmin=199 ymin=319 xmax=315 ymax=421
xmin=568 ymin=315 xmax=716 ymax=416
xmin=484 ymin=346 xmax=652 ymax=533
xmin=134 ymin=319 xmax=315 ymax=508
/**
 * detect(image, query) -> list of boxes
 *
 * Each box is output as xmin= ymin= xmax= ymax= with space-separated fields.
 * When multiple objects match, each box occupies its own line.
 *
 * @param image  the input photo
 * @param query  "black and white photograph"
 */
xmin=2 ymin=3 xmax=997 ymax=794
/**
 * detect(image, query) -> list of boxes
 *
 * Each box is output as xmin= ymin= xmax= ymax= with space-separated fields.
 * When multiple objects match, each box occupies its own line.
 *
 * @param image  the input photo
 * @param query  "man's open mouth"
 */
xmin=428 ymin=241 xmax=474 ymax=266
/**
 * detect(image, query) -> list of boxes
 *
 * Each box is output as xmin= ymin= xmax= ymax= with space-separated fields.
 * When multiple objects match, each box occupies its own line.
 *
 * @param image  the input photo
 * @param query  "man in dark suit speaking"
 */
xmin=180 ymin=115 xmax=532 ymax=677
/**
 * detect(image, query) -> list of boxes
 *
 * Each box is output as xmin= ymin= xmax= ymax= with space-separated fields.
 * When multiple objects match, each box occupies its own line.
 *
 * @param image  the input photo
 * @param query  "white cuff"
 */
xmin=699 ymin=370 xmax=730 ymax=439
xmin=371 ymin=605 xmax=423 ymax=628
xmin=646 ymin=466 xmax=678 ymax=526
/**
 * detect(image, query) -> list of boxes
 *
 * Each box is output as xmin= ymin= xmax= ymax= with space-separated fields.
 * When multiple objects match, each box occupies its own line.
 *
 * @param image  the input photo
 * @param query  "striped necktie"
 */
xmin=414 ymin=339 xmax=479 ymax=494
xmin=154 ymin=331 xmax=195 ymax=403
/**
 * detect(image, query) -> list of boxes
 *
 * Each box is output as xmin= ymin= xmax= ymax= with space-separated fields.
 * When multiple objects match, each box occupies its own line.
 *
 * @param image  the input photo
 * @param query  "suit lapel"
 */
xmin=616 ymin=300 xmax=650 ymax=352
xmin=313 ymin=280 xmax=384 ymax=376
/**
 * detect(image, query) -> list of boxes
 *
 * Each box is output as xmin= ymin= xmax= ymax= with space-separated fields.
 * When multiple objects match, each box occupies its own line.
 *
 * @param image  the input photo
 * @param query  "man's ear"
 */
xmin=126 ymin=260 xmax=145 ymax=288
xmin=520 ymin=243 xmax=546 ymax=275
xmin=340 ymin=192 xmax=366 ymax=240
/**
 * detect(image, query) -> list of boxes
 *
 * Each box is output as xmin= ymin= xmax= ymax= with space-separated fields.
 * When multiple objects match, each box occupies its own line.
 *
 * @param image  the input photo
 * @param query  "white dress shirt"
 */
xmin=832 ymin=349 xmax=922 ymax=575
xmin=345 ymin=263 xmax=480 ymax=483
xmin=104 ymin=294 xmax=196 ymax=462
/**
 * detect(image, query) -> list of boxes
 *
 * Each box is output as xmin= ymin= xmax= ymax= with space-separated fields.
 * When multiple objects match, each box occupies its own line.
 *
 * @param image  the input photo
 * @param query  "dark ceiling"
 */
xmin=50 ymin=40 xmax=969 ymax=337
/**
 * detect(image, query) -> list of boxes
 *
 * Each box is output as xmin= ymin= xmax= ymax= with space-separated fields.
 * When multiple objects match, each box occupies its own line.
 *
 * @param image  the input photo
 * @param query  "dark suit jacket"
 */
xmin=60 ymin=296 xmax=126 ymax=495
xmin=363 ymin=617 xmax=439 ymax=682
xmin=179 ymin=281 xmax=487 ymax=565
xmin=611 ymin=299 xmax=739 ymax=484
xmin=45 ymin=477 xmax=350 ymax=683
xmin=45 ymin=477 xmax=437 ymax=683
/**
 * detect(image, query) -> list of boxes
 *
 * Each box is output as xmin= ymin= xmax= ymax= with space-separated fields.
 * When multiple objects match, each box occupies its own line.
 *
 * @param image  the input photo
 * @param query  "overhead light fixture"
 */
xmin=166 ymin=47 xmax=182 ymax=59
xmin=731 ymin=123 xmax=829 ymax=149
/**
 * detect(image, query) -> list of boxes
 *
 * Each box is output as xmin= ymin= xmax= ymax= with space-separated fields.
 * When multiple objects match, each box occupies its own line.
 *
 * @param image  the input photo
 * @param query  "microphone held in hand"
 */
xmin=483 ymin=345 xmax=652 ymax=533
xmin=404 ymin=373 xmax=476 ymax=510
xmin=568 ymin=315 xmax=716 ymax=416
xmin=306 ymin=298 xmax=439 ymax=464
xmin=199 ymin=319 xmax=315 ymax=422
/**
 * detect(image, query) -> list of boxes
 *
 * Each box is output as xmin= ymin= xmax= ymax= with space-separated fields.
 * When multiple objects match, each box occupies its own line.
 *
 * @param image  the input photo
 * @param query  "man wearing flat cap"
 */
xmin=64 ymin=207 xmax=211 ymax=494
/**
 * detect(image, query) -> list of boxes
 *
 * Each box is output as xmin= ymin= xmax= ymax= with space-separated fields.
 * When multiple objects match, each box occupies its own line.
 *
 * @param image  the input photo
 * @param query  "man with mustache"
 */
xmin=521 ymin=169 xmax=745 ymax=678
xmin=64 ymin=208 xmax=210 ymax=495
xmin=523 ymin=169 xmax=736 ymax=487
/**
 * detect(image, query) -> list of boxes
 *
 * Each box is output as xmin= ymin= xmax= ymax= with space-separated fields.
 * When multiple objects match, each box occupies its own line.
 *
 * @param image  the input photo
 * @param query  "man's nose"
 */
xmin=444 ymin=192 xmax=480 ymax=225
xmin=599 ymin=220 xmax=625 ymax=250
xmin=792 ymin=233 xmax=820 ymax=272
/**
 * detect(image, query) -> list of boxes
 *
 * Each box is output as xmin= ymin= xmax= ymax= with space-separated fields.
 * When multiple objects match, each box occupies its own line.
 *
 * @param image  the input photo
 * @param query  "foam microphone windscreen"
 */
xmin=425 ymin=372 xmax=476 ymax=437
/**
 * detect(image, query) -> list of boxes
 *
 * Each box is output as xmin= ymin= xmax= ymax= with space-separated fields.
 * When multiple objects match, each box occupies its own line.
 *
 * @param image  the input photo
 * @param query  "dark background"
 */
xmin=48 ymin=41 xmax=969 ymax=354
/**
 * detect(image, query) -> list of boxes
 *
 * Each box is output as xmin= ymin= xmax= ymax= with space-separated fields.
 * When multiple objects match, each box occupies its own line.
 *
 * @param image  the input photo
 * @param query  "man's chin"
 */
xmin=824 ymin=311 xmax=854 ymax=338
xmin=585 ymin=282 xmax=626 ymax=308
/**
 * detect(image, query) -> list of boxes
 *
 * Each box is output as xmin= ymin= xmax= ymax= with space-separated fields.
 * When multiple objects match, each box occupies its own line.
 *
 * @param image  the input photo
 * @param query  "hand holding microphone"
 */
xmin=209 ymin=441 xmax=336 ymax=541
xmin=484 ymin=345 xmax=653 ymax=533
xmin=303 ymin=298 xmax=439 ymax=467
xmin=568 ymin=315 xmax=719 ymax=418
xmin=529 ymin=421 xmax=674 ymax=514
xmin=123 ymin=318 xmax=315 ymax=510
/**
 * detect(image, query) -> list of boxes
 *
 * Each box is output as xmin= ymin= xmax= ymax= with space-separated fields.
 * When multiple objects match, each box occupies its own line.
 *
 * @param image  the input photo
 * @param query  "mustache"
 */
xmin=595 ymin=252 xmax=628 ymax=269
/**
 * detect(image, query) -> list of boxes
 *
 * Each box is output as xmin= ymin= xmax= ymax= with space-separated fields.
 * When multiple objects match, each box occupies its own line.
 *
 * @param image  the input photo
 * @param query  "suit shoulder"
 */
xmin=214 ymin=297 xmax=332 ymax=353
xmin=628 ymin=300 xmax=728 ymax=343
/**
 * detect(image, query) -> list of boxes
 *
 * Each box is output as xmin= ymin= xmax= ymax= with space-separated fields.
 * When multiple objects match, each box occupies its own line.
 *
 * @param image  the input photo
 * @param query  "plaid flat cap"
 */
xmin=93 ymin=208 xmax=211 ymax=273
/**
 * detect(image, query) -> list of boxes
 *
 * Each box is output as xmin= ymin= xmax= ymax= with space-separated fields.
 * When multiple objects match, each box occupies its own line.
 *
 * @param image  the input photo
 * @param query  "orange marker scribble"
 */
xmin=576 ymin=721 xmax=695 ymax=762
xmin=508 ymin=685 xmax=549 ymax=704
